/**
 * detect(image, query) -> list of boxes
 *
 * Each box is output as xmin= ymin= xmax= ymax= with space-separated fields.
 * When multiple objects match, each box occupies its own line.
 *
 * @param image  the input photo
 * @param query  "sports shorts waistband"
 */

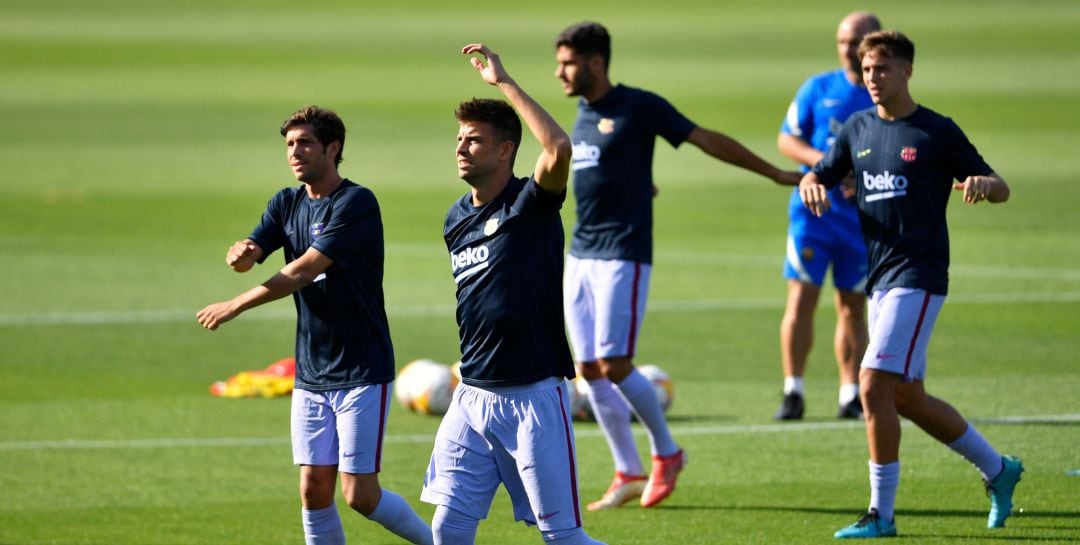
xmin=463 ymin=376 xmax=562 ymax=397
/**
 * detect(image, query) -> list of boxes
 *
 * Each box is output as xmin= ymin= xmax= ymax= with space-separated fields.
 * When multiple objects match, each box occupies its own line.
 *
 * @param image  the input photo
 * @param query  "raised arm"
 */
xmin=688 ymin=127 xmax=802 ymax=186
xmin=463 ymin=43 xmax=571 ymax=194
xmin=196 ymin=247 xmax=332 ymax=330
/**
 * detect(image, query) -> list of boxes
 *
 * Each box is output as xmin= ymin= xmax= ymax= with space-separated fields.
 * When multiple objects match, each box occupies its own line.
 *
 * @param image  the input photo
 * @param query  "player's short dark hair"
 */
xmin=455 ymin=98 xmax=522 ymax=167
xmin=555 ymin=21 xmax=611 ymax=71
xmin=280 ymin=106 xmax=346 ymax=166
xmin=858 ymin=30 xmax=915 ymax=65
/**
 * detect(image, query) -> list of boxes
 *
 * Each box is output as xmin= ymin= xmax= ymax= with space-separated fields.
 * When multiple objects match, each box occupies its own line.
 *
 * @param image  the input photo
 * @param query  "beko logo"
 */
xmin=451 ymin=244 xmax=490 ymax=284
xmin=572 ymin=141 xmax=600 ymax=171
xmin=863 ymin=171 xmax=909 ymax=202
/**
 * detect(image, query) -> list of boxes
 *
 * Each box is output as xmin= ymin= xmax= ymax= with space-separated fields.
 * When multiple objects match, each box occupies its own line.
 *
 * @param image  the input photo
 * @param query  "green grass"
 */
xmin=2 ymin=1 xmax=1079 ymax=543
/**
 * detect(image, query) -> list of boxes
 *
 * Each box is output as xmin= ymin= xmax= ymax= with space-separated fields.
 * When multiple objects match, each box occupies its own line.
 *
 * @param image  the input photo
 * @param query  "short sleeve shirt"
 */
xmin=813 ymin=107 xmax=993 ymax=295
xmin=444 ymin=177 xmax=576 ymax=387
xmin=780 ymin=69 xmax=874 ymax=222
xmin=249 ymin=180 xmax=395 ymax=390
xmin=569 ymin=85 xmax=696 ymax=264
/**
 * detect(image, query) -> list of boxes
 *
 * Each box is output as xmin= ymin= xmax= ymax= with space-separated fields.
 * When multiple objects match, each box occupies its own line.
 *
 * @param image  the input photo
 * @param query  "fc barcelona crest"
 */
xmin=900 ymin=146 xmax=917 ymax=162
xmin=597 ymin=118 xmax=615 ymax=134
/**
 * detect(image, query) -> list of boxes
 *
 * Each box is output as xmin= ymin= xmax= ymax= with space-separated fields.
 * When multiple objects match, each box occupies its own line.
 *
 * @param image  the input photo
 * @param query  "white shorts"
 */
xmin=862 ymin=288 xmax=945 ymax=381
xmin=421 ymin=378 xmax=583 ymax=532
xmin=291 ymin=383 xmax=392 ymax=474
xmin=563 ymin=256 xmax=651 ymax=362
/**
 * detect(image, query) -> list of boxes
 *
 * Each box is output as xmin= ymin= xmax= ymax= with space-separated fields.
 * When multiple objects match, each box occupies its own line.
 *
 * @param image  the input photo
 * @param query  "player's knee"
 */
xmin=432 ymin=505 xmax=479 ymax=545
xmin=893 ymin=386 xmax=927 ymax=419
xmin=342 ymin=475 xmax=382 ymax=516
xmin=345 ymin=488 xmax=381 ymax=516
xmin=578 ymin=362 xmax=605 ymax=381
xmin=299 ymin=467 xmax=337 ymax=509
xmin=858 ymin=371 xmax=896 ymax=408
xmin=780 ymin=306 xmax=799 ymax=329
xmin=835 ymin=299 xmax=866 ymax=325
xmin=597 ymin=357 xmax=632 ymax=382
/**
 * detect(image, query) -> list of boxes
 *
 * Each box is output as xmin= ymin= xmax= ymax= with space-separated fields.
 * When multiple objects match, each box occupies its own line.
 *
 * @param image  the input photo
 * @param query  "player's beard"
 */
xmin=460 ymin=160 xmax=498 ymax=188
xmin=568 ymin=66 xmax=596 ymax=98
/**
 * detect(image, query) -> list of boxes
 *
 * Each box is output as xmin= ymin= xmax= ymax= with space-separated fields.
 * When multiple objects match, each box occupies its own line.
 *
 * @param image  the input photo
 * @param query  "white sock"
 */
xmin=868 ymin=461 xmax=900 ymax=521
xmin=947 ymin=424 xmax=1003 ymax=481
xmin=586 ymin=378 xmax=644 ymax=476
xmin=432 ymin=505 xmax=479 ymax=545
xmin=783 ymin=376 xmax=804 ymax=395
xmin=839 ymin=383 xmax=859 ymax=405
xmin=366 ymin=489 xmax=434 ymax=545
xmin=543 ymin=526 xmax=608 ymax=544
xmin=302 ymin=505 xmax=345 ymax=545
xmin=615 ymin=369 xmax=678 ymax=457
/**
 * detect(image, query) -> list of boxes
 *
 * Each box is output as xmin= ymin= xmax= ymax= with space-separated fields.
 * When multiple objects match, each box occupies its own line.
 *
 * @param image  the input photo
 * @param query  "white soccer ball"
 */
xmin=571 ymin=376 xmax=594 ymax=422
xmin=564 ymin=377 xmax=588 ymax=420
xmin=396 ymin=359 xmax=457 ymax=416
xmin=570 ymin=366 xmax=673 ymax=421
xmin=638 ymin=364 xmax=674 ymax=412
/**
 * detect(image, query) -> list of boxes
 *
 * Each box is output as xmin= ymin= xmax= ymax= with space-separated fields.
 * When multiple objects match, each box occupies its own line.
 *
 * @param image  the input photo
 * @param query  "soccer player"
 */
xmin=420 ymin=44 xmax=605 ymax=545
xmin=798 ymin=31 xmax=1023 ymax=538
xmin=196 ymin=106 xmax=433 ymax=545
xmin=553 ymin=21 xmax=801 ymax=510
xmin=773 ymin=12 xmax=880 ymax=421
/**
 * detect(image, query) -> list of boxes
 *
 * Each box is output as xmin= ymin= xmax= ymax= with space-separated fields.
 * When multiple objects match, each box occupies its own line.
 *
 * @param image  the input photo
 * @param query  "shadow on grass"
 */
xmin=657 ymin=505 xmax=1080 ymax=540
xmin=663 ymin=503 xmax=1079 ymax=519
xmin=925 ymin=535 xmax=1080 ymax=542
xmin=972 ymin=417 xmax=1080 ymax=427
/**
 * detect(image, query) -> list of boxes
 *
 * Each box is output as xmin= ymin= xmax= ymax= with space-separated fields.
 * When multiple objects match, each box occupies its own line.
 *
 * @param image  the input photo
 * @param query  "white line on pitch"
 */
xmin=2 ymin=291 xmax=1078 ymax=326
xmin=2 ymin=413 xmax=1076 ymax=452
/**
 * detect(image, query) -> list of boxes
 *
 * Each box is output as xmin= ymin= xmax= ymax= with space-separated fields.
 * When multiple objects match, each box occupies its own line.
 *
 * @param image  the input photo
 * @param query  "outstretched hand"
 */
xmin=953 ymin=175 xmax=994 ymax=204
xmin=799 ymin=175 xmax=832 ymax=217
xmin=462 ymin=43 xmax=511 ymax=86
xmin=196 ymin=301 xmax=238 ymax=331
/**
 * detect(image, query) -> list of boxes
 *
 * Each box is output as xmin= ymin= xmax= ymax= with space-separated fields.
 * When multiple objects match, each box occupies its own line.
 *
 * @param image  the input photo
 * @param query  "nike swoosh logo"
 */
xmin=823 ymin=98 xmax=841 ymax=107
xmin=538 ymin=511 xmax=560 ymax=521
xmin=876 ymin=352 xmax=897 ymax=360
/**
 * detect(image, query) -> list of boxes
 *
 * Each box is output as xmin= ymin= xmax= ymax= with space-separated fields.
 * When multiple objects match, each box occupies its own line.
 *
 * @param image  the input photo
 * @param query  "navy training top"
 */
xmin=249 ymin=179 xmax=395 ymax=390
xmin=444 ymin=176 xmax=575 ymax=387
xmin=813 ymin=106 xmax=993 ymax=295
xmin=569 ymin=84 xmax=696 ymax=264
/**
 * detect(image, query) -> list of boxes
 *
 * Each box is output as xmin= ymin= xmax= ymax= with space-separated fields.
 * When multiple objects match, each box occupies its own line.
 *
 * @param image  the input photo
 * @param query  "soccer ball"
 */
xmin=564 ymin=377 xmax=588 ymax=420
xmin=568 ymin=366 xmax=673 ymax=421
xmin=395 ymin=359 xmax=457 ymax=415
xmin=638 ymin=364 xmax=674 ymax=412
xmin=570 ymin=376 xmax=594 ymax=421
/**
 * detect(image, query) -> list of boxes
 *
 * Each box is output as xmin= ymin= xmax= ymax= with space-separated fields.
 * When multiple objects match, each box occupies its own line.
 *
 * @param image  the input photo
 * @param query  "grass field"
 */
xmin=2 ymin=1 xmax=1079 ymax=543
